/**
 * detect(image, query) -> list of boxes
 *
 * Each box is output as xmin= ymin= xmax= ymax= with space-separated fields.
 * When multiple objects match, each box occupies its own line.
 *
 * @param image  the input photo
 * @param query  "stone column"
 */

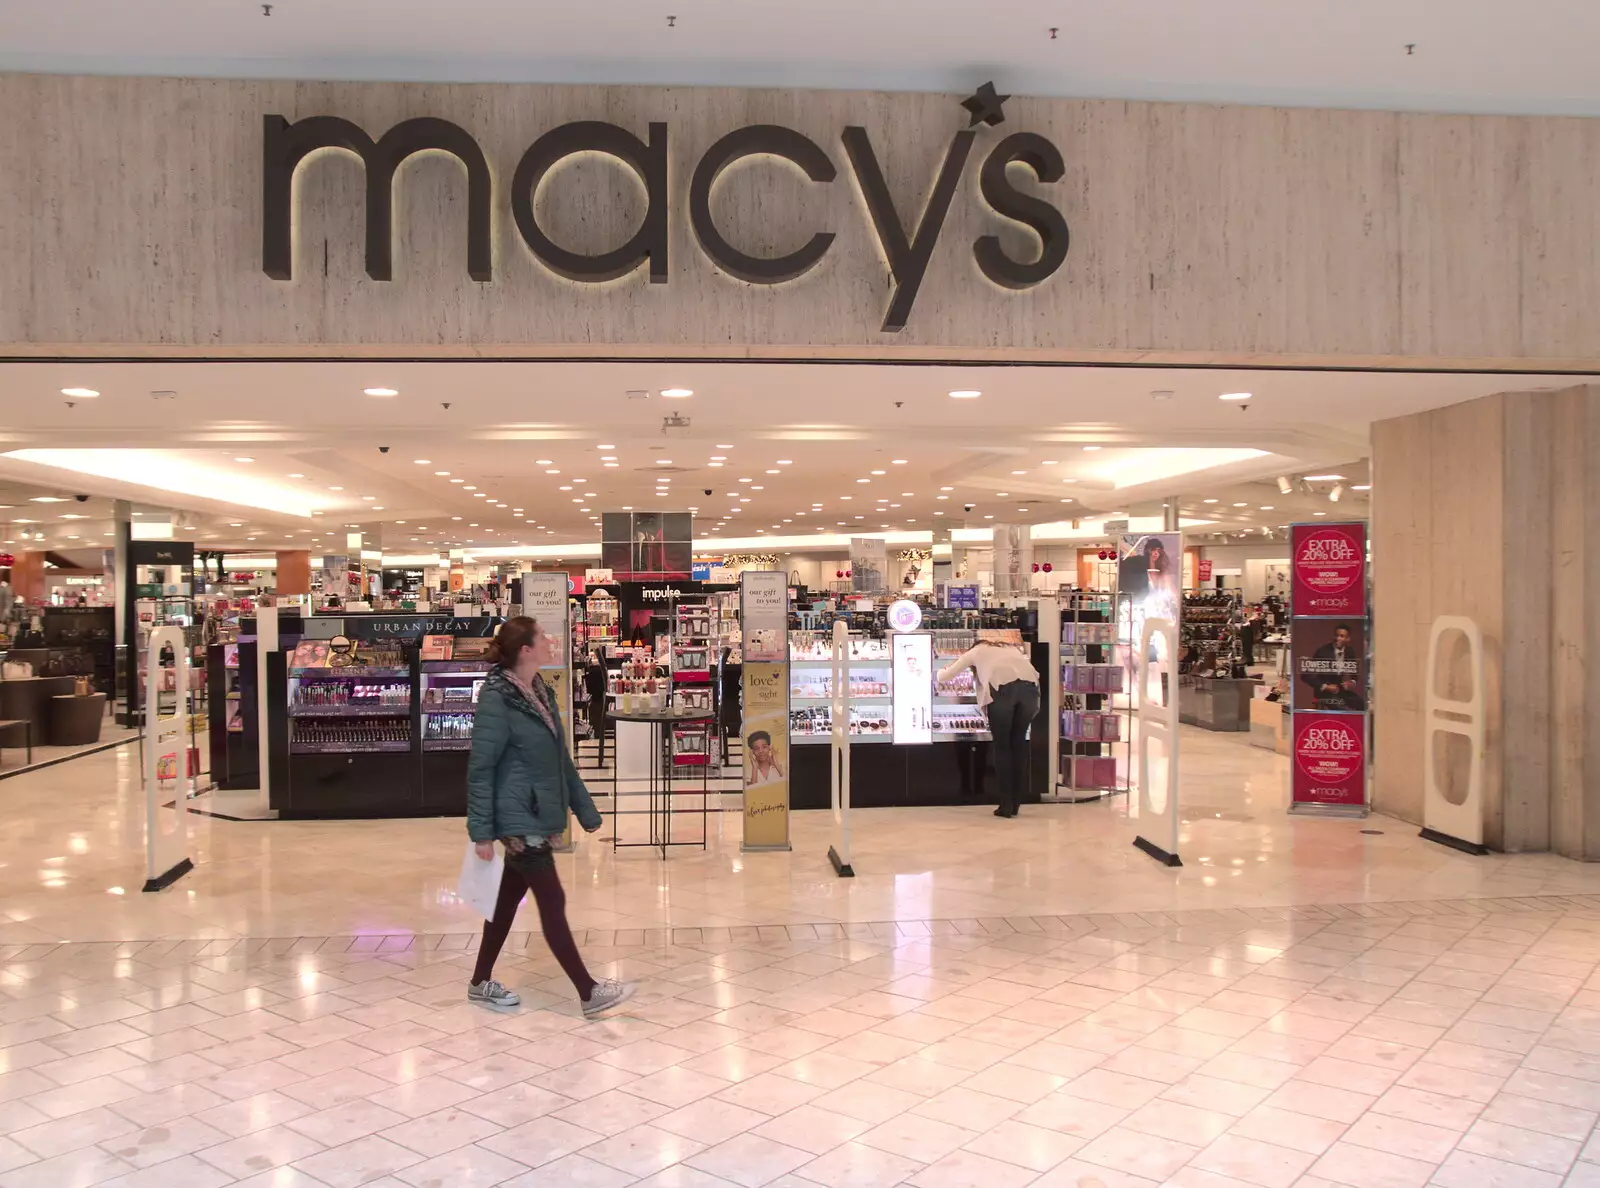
xmin=1372 ymin=383 xmax=1600 ymax=857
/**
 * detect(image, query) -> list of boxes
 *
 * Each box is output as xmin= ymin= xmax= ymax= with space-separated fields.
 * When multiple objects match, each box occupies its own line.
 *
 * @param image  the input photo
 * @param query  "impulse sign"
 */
xmin=260 ymin=83 xmax=1068 ymax=332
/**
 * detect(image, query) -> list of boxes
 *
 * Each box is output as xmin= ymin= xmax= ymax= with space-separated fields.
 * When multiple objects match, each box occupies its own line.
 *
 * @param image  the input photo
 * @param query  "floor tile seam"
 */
xmin=5 ymin=894 xmax=1593 ymax=966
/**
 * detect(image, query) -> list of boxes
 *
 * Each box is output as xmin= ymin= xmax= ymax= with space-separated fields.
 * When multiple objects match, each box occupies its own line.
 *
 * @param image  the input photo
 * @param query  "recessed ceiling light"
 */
xmin=856 ymin=478 xmax=870 ymax=484
xmin=288 ymin=473 xmax=305 ymax=478
xmin=361 ymin=495 xmax=376 ymax=501
xmin=1010 ymin=470 xmax=1028 ymax=476
xmin=656 ymin=459 xmax=674 ymax=466
xmin=1233 ymin=502 xmax=1250 ymax=507
xmin=233 ymin=456 xmax=255 ymax=463
xmin=871 ymin=470 xmax=886 ymax=476
xmin=30 ymin=496 xmax=68 ymax=503
xmin=1219 ymin=392 xmax=1252 ymax=402
xmin=1351 ymin=484 xmax=1372 ymax=491
xmin=661 ymin=388 xmax=693 ymax=398
xmin=1083 ymin=445 xmax=1101 ymax=452
xmin=1304 ymin=474 xmax=1346 ymax=481
xmin=544 ymin=469 xmax=560 ymax=475
xmin=996 ymin=492 xmax=1009 ymax=497
xmin=1202 ymin=498 xmax=1219 ymax=504
xmin=949 ymin=390 xmax=981 ymax=399
xmin=61 ymin=387 xmax=100 ymax=398
xmin=1041 ymin=460 xmax=1059 ymax=465
xmin=1314 ymin=510 xmax=1328 ymax=516
xmin=1259 ymin=505 xmax=1276 ymax=510
xmin=363 ymin=387 xmax=399 ymax=397
xmin=765 ymin=469 xmax=781 ymax=475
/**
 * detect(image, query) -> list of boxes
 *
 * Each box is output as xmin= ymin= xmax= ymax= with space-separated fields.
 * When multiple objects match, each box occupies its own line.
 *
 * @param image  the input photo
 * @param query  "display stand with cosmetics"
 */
xmin=1044 ymin=591 xmax=1130 ymax=802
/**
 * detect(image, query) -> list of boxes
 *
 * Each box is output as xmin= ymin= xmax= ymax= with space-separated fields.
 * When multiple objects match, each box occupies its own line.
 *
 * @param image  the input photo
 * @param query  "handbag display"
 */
xmin=2 ymin=660 xmax=32 ymax=680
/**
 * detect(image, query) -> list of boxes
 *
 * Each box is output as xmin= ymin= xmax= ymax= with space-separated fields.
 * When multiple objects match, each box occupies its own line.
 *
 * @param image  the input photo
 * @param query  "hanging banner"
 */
xmin=1292 ymin=713 xmax=1367 ymax=807
xmin=849 ymin=537 xmax=887 ymax=594
xmin=740 ymin=571 xmax=791 ymax=850
xmin=1291 ymin=523 xmax=1367 ymax=617
xmin=992 ymin=524 xmax=1033 ymax=597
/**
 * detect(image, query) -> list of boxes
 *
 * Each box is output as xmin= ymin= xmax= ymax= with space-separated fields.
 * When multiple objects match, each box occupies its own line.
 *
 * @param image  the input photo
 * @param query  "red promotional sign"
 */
xmin=1291 ymin=523 xmax=1367 ymax=617
xmin=1198 ymin=559 xmax=1213 ymax=582
xmin=1291 ymin=713 xmax=1367 ymax=807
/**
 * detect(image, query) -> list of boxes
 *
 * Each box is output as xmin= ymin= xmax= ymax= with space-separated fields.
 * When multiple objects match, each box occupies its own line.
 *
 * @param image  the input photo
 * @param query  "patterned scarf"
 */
xmin=497 ymin=666 xmax=560 ymax=739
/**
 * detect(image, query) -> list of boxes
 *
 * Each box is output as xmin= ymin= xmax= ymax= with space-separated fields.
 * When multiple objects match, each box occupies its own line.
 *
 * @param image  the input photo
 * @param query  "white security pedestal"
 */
xmin=143 ymin=626 xmax=194 ymax=891
xmin=1132 ymin=616 xmax=1182 ymax=867
xmin=1421 ymin=615 xmax=1489 ymax=855
xmin=828 ymin=619 xmax=854 ymax=877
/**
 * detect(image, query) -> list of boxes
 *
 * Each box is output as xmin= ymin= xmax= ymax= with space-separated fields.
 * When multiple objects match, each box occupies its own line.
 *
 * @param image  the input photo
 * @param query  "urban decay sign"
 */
xmin=261 ymin=83 xmax=1068 ymax=332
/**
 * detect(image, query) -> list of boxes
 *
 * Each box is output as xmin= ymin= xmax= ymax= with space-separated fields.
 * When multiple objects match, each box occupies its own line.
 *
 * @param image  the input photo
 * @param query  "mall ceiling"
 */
xmin=2 ymin=0 xmax=1596 ymax=116
xmin=0 ymin=360 xmax=1551 ymax=553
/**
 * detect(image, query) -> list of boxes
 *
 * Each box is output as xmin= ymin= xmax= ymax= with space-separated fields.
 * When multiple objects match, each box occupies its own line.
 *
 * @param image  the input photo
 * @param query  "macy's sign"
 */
xmin=261 ymin=84 xmax=1068 ymax=332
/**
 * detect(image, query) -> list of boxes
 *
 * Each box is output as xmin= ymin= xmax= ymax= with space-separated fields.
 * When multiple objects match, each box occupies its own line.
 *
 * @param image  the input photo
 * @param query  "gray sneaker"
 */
xmin=582 ymin=978 xmax=636 ymax=1019
xmin=468 ymin=979 xmax=520 ymax=1007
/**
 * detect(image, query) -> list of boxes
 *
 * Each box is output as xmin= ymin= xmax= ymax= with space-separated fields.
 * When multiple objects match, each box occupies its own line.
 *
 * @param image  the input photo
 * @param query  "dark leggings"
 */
xmin=471 ymin=846 xmax=596 ymax=999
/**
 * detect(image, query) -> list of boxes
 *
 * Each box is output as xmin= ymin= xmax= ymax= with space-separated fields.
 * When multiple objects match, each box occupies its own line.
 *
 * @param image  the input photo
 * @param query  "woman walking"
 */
xmin=938 ymin=639 xmax=1041 ymax=818
xmin=466 ymin=616 xmax=634 ymax=1017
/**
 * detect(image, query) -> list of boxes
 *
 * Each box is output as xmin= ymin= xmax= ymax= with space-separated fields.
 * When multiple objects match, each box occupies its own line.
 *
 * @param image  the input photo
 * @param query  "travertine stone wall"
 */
xmin=1374 ymin=385 xmax=1600 ymax=857
xmin=2 ymin=73 xmax=1598 ymax=364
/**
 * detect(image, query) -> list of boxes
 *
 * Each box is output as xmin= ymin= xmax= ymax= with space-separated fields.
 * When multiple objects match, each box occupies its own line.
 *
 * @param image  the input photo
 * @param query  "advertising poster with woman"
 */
xmin=1118 ymin=533 xmax=1182 ymax=707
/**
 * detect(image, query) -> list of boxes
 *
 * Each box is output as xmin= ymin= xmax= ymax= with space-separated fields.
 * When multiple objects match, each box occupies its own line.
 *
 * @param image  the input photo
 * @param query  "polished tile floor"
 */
xmin=8 ymin=729 xmax=1600 ymax=948
xmin=8 ymin=729 xmax=1600 ymax=1184
xmin=7 ymin=898 xmax=1600 ymax=1186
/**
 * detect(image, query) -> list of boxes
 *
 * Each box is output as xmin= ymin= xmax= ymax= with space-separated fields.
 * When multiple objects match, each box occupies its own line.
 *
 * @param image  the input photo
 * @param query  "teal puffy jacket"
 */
xmin=466 ymin=669 xmax=602 ymax=842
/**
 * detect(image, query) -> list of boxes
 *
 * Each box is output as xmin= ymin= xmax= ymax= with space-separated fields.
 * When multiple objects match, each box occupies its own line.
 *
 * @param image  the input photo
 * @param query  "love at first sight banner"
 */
xmin=1291 ymin=523 xmax=1367 ymax=618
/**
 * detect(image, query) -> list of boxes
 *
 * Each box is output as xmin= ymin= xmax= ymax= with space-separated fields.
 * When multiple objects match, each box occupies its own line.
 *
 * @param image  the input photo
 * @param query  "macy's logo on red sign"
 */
xmin=1294 ymin=529 xmax=1364 ymax=595
xmin=1295 ymin=719 xmax=1363 ymax=785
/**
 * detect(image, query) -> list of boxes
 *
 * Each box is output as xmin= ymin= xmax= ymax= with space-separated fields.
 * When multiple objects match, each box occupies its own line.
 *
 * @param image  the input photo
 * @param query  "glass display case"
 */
xmin=285 ymin=639 xmax=412 ymax=754
xmin=930 ymin=628 xmax=991 ymax=741
xmin=420 ymin=658 xmax=492 ymax=751
xmin=788 ymin=630 xmax=892 ymax=744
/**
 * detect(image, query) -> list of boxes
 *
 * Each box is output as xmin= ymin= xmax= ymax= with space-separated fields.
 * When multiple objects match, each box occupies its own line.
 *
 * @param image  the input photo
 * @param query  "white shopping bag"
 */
xmin=456 ymin=841 xmax=504 ymax=921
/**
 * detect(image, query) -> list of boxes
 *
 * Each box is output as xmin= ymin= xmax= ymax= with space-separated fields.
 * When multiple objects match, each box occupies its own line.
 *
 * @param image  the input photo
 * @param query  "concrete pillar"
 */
xmin=991 ymin=524 xmax=1033 ymax=598
xmin=275 ymin=550 xmax=311 ymax=596
xmin=1372 ymin=383 xmax=1600 ymax=857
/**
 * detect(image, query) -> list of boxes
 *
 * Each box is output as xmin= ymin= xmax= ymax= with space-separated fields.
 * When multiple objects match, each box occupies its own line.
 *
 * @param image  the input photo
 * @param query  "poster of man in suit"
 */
xmin=1293 ymin=620 xmax=1367 ymax=712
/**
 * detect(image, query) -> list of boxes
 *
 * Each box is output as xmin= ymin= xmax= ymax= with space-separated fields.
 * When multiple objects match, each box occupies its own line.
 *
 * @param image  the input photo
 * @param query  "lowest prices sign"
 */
xmin=1291 ymin=523 xmax=1366 ymax=617
xmin=1292 ymin=713 xmax=1367 ymax=807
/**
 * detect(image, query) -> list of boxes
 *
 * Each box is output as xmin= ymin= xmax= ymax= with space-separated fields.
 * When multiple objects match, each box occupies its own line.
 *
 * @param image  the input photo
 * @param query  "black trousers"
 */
xmin=986 ymin=679 xmax=1039 ymax=814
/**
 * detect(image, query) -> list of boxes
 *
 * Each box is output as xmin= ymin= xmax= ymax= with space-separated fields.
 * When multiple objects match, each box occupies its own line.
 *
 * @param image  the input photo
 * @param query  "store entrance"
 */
xmin=0 ymin=357 xmax=1549 ymax=820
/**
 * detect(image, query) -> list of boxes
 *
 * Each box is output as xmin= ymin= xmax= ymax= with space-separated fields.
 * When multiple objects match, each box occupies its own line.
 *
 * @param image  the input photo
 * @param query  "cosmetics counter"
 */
xmin=263 ymin=614 xmax=506 ymax=818
xmin=786 ymin=621 xmax=1051 ymax=810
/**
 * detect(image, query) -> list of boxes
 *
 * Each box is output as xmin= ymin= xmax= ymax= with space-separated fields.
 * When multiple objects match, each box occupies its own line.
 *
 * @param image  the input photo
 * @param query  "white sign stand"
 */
xmin=523 ymin=571 xmax=576 ymax=851
xmin=828 ymin=619 xmax=855 ymax=877
xmin=1421 ymin=615 xmax=1489 ymax=855
xmin=142 ymin=626 xmax=195 ymax=891
xmin=1037 ymin=598 xmax=1062 ymax=798
xmin=1132 ymin=616 xmax=1182 ymax=867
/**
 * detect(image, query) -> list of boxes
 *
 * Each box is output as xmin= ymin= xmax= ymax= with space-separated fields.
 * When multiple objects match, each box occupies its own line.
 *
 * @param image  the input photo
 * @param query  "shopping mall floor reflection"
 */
xmin=11 ymin=732 xmax=1600 ymax=1185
